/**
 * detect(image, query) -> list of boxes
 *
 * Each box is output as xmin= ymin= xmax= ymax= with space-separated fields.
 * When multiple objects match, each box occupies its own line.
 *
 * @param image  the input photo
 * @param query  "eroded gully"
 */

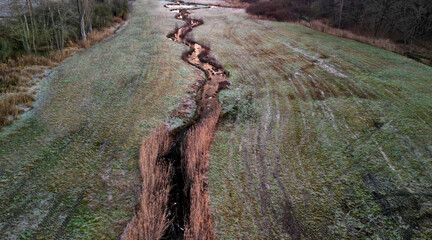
xmin=162 ymin=2 xmax=230 ymax=239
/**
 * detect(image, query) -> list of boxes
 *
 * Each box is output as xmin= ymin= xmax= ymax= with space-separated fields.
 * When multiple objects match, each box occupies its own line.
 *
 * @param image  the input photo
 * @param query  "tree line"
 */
xmin=0 ymin=0 xmax=129 ymax=62
xmin=246 ymin=0 xmax=432 ymax=46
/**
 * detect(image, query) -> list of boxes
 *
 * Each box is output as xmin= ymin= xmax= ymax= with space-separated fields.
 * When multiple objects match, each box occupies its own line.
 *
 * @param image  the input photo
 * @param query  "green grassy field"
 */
xmin=2 ymin=1 xmax=432 ymax=239
xmin=190 ymin=7 xmax=432 ymax=239
xmin=0 ymin=0 xmax=198 ymax=239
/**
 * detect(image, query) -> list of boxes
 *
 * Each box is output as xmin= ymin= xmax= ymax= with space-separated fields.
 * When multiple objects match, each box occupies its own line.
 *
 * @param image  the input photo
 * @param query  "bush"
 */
xmin=246 ymin=0 xmax=310 ymax=22
xmin=112 ymin=0 xmax=129 ymax=18
xmin=93 ymin=4 xmax=113 ymax=29
xmin=0 ymin=38 xmax=12 ymax=62
xmin=93 ymin=0 xmax=128 ymax=28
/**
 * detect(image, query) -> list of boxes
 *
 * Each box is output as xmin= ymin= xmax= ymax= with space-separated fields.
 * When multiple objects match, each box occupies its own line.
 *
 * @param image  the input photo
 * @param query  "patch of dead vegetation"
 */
xmin=121 ymin=127 xmax=173 ymax=240
xmin=183 ymin=107 xmax=221 ymax=240
xmin=0 ymin=93 xmax=35 ymax=126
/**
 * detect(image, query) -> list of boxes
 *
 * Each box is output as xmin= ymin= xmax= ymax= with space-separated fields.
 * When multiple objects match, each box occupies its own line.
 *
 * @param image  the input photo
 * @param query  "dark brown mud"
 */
xmin=166 ymin=7 xmax=230 ymax=118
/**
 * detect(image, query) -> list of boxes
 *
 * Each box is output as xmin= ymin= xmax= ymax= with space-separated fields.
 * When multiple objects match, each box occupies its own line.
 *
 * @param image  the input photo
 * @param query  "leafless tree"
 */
xmin=76 ymin=0 xmax=87 ymax=40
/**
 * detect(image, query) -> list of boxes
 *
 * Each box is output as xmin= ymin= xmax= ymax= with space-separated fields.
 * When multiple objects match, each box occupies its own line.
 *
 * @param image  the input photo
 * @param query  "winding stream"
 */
xmin=162 ymin=2 xmax=230 ymax=238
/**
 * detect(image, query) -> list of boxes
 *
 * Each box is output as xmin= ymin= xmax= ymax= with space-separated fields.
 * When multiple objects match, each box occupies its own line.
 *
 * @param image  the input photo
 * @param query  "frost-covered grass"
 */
xmin=191 ymin=7 xmax=432 ymax=239
xmin=1 ymin=2 xmax=431 ymax=239
xmin=0 ymin=0 xmax=198 ymax=239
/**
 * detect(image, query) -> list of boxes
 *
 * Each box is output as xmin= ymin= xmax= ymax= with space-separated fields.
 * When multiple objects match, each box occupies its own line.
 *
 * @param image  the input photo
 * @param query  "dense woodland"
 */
xmin=0 ymin=0 xmax=129 ymax=62
xmin=246 ymin=0 xmax=432 ymax=46
xmin=1 ymin=0 xmax=431 ymax=62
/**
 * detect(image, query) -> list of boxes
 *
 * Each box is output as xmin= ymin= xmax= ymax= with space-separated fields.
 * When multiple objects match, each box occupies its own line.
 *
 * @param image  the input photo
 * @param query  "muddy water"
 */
xmin=166 ymin=6 xmax=230 ymax=119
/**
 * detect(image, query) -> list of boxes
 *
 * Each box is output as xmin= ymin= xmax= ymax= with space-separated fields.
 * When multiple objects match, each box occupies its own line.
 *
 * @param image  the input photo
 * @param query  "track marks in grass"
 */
xmin=53 ymin=192 xmax=85 ymax=240
xmin=190 ymin=7 xmax=432 ymax=238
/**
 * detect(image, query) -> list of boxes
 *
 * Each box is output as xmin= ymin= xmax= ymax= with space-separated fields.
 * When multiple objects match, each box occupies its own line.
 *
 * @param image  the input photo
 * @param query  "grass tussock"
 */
xmin=88 ymin=28 xmax=115 ymax=43
xmin=183 ymin=105 xmax=221 ymax=240
xmin=78 ymin=24 xmax=123 ymax=48
xmin=0 ymin=51 xmax=70 ymax=91
xmin=121 ymin=127 xmax=173 ymax=240
xmin=300 ymin=20 xmax=399 ymax=53
xmin=0 ymin=53 xmax=63 ymax=128
xmin=0 ymin=93 xmax=34 ymax=127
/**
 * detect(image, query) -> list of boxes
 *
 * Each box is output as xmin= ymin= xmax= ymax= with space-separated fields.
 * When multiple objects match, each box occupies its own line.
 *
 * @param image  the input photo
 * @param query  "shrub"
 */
xmin=93 ymin=3 xmax=113 ymax=29
xmin=0 ymin=93 xmax=35 ymax=128
xmin=240 ymin=0 xmax=259 ymax=3
xmin=112 ymin=0 xmax=129 ymax=18
xmin=93 ymin=0 xmax=128 ymax=29
xmin=246 ymin=0 xmax=309 ymax=22
xmin=0 ymin=38 xmax=12 ymax=62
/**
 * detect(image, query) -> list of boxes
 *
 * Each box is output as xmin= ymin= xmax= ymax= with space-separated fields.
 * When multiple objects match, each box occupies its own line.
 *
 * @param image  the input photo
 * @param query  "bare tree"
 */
xmin=25 ymin=0 xmax=37 ymax=52
xmin=337 ymin=0 xmax=344 ymax=29
xmin=76 ymin=0 xmax=86 ymax=40
xmin=8 ymin=0 xmax=31 ymax=52
xmin=86 ymin=0 xmax=94 ymax=33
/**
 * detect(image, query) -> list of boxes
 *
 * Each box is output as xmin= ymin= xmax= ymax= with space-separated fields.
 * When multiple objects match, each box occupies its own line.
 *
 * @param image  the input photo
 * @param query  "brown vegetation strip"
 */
xmin=122 ymin=2 xmax=229 ymax=240
xmin=121 ymin=128 xmax=173 ymax=240
xmin=183 ymin=108 xmax=221 ymax=239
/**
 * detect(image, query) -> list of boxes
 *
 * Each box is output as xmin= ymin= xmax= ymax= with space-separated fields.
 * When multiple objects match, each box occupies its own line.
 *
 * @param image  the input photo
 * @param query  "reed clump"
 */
xmin=183 ymin=105 xmax=221 ymax=240
xmin=122 ymin=127 xmax=173 ymax=240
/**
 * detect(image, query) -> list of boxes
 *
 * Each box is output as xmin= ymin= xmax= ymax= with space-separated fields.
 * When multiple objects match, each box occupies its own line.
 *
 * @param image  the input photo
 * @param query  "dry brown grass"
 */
xmin=112 ymin=16 xmax=124 ymax=24
xmin=48 ymin=50 xmax=72 ymax=63
xmin=77 ymin=40 xmax=91 ymax=49
xmin=121 ymin=127 xmax=173 ymax=240
xmin=300 ymin=20 xmax=399 ymax=53
xmin=88 ymin=28 xmax=115 ymax=44
xmin=183 ymin=104 xmax=221 ymax=240
xmin=0 ymin=67 xmax=21 ymax=91
xmin=0 ymin=55 xmax=55 ymax=128
xmin=7 ymin=55 xmax=53 ymax=68
xmin=0 ymin=93 xmax=34 ymax=127
xmin=79 ymin=21 xmax=125 ymax=48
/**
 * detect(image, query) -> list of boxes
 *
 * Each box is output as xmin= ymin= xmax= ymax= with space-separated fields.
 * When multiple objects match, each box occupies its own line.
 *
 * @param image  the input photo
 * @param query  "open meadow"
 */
xmin=190 ymin=6 xmax=432 ymax=239
xmin=1 ymin=0 xmax=432 ymax=239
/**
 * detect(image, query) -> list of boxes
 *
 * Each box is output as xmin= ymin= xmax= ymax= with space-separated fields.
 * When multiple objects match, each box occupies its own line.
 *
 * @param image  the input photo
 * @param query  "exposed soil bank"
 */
xmin=122 ymin=2 xmax=229 ymax=239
